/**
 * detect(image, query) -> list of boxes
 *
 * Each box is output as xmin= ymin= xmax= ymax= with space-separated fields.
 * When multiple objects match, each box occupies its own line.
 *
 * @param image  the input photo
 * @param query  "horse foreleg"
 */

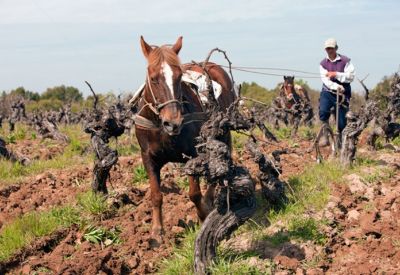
xmin=142 ymin=155 xmax=163 ymax=238
xmin=291 ymin=117 xmax=300 ymax=137
xmin=274 ymin=117 xmax=280 ymax=130
xmin=203 ymin=183 xmax=215 ymax=213
xmin=189 ymin=176 xmax=212 ymax=221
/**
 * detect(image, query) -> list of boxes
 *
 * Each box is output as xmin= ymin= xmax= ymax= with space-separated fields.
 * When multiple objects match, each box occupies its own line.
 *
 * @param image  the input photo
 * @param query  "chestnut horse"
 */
xmin=134 ymin=36 xmax=236 ymax=240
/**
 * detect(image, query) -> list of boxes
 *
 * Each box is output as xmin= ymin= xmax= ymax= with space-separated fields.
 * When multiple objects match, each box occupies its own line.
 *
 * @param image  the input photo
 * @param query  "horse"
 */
xmin=271 ymin=76 xmax=313 ymax=133
xmin=134 ymin=36 xmax=236 ymax=240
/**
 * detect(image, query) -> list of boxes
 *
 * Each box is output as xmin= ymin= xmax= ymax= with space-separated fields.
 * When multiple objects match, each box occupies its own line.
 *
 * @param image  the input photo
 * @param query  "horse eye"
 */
xmin=151 ymin=78 xmax=159 ymax=84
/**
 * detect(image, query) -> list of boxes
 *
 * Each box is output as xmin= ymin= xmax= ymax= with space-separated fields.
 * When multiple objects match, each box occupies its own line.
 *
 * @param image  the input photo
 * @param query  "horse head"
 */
xmin=282 ymin=76 xmax=296 ymax=99
xmin=140 ymin=36 xmax=184 ymax=136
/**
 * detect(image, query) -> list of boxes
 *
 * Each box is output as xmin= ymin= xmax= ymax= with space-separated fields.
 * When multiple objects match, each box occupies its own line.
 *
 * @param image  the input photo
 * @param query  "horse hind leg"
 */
xmin=188 ymin=176 xmax=213 ymax=221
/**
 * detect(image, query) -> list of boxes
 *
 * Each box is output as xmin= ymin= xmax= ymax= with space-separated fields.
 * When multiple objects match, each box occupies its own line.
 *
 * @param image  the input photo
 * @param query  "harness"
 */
xmin=281 ymin=84 xmax=300 ymax=109
xmin=133 ymin=75 xmax=208 ymax=130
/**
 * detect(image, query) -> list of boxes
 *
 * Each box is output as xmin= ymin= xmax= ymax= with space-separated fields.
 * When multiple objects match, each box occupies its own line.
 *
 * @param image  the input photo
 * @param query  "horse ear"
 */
xmin=172 ymin=36 xmax=183 ymax=54
xmin=283 ymin=76 xmax=287 ymax=80
xmin=140 ymin=36 xmax=153 ymax=59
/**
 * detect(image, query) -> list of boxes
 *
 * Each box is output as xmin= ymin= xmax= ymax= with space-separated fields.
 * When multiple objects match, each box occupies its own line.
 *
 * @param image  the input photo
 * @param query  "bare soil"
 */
xmin=1 ymin=136 xmax=399 ymax=275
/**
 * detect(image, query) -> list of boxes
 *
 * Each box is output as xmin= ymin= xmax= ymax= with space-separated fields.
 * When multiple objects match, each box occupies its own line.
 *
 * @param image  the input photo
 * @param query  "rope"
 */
xmin=220 ymin=66 xmax=323 ymax=79
xmin=223 ymin=65 xmax=320 ymax=76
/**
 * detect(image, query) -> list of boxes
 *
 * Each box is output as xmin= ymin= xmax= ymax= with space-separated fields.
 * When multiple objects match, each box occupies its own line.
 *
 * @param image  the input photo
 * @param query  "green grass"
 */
xmin=32 ymin=266 xmax=52 ymax=274
xmin=271 ymin=126 xmax=291 ymax=140
xmin=159 ymin=227 xmax=272 ymax=275
xmin=77 ymin=191 xmax=109 ymax=217
xmin=103 ymin=130 xmax=141 ymax=157
xmin=368 ymin=135 xmax=400 ymax=150
xmin=0 ymin=148 xmax=91 ymax=185
xmin=268 ymin=161 xmax=344 ymax=224
xmin=117 ymin=143 xmax=140 ymax=156
xmin=359 ymin=166 xmax=396 ymax=185
xmin=353 ymin=155 xmax=380 ymax=167
xmin=132 ymin=164 xmax=148 ymax=185
xmin=393 ymin=136 xmax=400 ymax=146
xmin=231 ymin=131 xmax=248 ymax=152
xmin=0 ymin=124 xmax=92 ymax=185
xmin=176 ymin=176 xmax=190 ymax=191
xmin=0 ymin=188 xmax=124 ymax=263
xmin=0 ymin=206 xmax=81 ymax=262
xmin=264 ymin=217 xmax=327 ymax=247
xmin=373 ymin=136 xmax=385 ymax=150
xmin=298 ymin=125 xmax=317 ymax=141
xmin=0 ymin=123 xmax=28 ymax=143
xmin=59 ymin=124 xmax=90 ymax=155
xmin=83 ymin=224 xmax=121 ymax=247
xmin=208 ymin=253 xmax=269 ymax=275
xmin=159 ymin=228 xmax=198 ymax=275
xmin=207 ymin=249 xmax=270 ymax=274
xmin=159 ymin=161 xmax=344 ymax=274
xmin=6 ymin=128 xmax=27 ymax=143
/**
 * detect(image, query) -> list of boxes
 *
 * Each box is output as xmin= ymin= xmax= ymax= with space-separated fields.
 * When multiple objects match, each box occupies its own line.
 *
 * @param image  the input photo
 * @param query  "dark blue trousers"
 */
xmin=319 ymin=90 xmax=349 ymax=132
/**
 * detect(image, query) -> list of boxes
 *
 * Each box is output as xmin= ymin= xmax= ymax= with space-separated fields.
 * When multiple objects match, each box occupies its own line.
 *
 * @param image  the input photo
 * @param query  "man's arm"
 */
xmin=320 ymin=65 xmax=341 ymax=90
xmin=335 ymin=61 xmax=355 ymax=83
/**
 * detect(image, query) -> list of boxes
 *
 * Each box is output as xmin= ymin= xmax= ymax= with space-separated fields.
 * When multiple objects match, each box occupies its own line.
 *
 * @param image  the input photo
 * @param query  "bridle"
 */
xmin=136 ymin=72 xmax=184 ymax=118
xmin=283 ymin=82 xmax=297 ymax=101
xmin=134 ymin=71 xmax=207 ymax=130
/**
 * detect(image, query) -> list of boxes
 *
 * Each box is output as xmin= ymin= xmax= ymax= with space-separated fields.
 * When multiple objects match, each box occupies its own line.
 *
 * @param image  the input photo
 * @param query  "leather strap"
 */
xmin=134 ymin=112 xmax=208 ymax=130
xmin=133 ymin=114 xmax=158 ymax=129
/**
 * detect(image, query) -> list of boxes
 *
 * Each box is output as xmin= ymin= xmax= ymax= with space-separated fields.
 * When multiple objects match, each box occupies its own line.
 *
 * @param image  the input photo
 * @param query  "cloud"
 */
xmin=0 ymin=0 xmax=339 ymax=24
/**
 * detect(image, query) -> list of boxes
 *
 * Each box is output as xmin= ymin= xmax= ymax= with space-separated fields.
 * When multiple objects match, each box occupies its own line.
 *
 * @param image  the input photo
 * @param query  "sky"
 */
xmin=0 ymin=0 xmax=399 ymax=96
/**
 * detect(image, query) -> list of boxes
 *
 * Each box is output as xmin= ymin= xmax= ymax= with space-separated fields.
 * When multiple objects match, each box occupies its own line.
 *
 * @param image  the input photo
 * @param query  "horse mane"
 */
xmin=147 ymin=45 xmax=182 ymax=71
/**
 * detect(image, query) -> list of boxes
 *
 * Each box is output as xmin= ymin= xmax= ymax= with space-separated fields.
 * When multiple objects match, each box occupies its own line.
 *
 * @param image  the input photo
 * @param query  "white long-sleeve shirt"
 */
xmin=319 ymin=55 xmax=355 ymax=91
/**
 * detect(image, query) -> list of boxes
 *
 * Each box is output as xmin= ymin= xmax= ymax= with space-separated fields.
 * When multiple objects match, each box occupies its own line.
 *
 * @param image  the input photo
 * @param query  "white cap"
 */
xmin=324 ymin=38 xmax=337 ymax=49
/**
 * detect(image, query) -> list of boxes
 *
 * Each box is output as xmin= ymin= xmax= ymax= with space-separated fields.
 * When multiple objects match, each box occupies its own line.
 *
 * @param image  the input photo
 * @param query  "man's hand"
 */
xmin=337 ymin=85 xmax=345 ymax=94
xmin=326 ymin=71 xmax=337 ymax=78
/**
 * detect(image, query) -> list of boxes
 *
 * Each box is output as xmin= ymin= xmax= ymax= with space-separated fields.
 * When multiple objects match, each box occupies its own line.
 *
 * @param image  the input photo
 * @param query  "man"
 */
xmin=319 ymin=38 xmax=355 ymax=145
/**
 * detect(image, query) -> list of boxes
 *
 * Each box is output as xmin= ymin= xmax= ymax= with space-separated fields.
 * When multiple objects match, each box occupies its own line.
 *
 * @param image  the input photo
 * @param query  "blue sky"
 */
xmin=0 ymin=0 xmax=399 ymax=96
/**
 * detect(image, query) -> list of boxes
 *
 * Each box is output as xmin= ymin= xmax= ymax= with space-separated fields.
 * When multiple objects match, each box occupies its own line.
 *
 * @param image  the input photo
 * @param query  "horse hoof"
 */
xmin=197 ymin=208 xmax=212 ymax=223
xmin=197 ymin=213 xmax=206 ymax=223
xmin=149 ymin=229 xmax=164 ymax=248
xmin=148 ymin=237 xmax=163 ymax=248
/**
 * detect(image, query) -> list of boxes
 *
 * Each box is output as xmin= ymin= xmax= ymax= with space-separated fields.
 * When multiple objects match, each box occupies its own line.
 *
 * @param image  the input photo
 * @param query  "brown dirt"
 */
xmin=270 ymin=151 xmax=400 ymax=275
xmin=6 ymin=181 xmax=198 ymax=275
xmin=0 ymin=153 xmax=199 ymax=274
xmin=8 ymin=139 xmax=65 ymax=161
xmin=0 ymin=156 xmax=141 ymax=229
xmin=235 ymin=139 xmax=329 ymax=180
xmin=320 ymin=153 xmax=400 ymax=274
xmin=0 ymin=167 xmax=90 ymax=229
xmin=225 ymin=141 xmax=400 ymax=275
xmin=2 ymin=133 xmax=399 ymax=275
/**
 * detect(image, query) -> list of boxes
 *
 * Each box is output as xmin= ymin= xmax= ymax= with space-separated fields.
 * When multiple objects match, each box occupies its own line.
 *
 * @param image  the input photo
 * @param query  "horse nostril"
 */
xmin=163 ymin=121 xmax=170 ymax=128
xmin=162 ymin=121 xmax=179 ymax=133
